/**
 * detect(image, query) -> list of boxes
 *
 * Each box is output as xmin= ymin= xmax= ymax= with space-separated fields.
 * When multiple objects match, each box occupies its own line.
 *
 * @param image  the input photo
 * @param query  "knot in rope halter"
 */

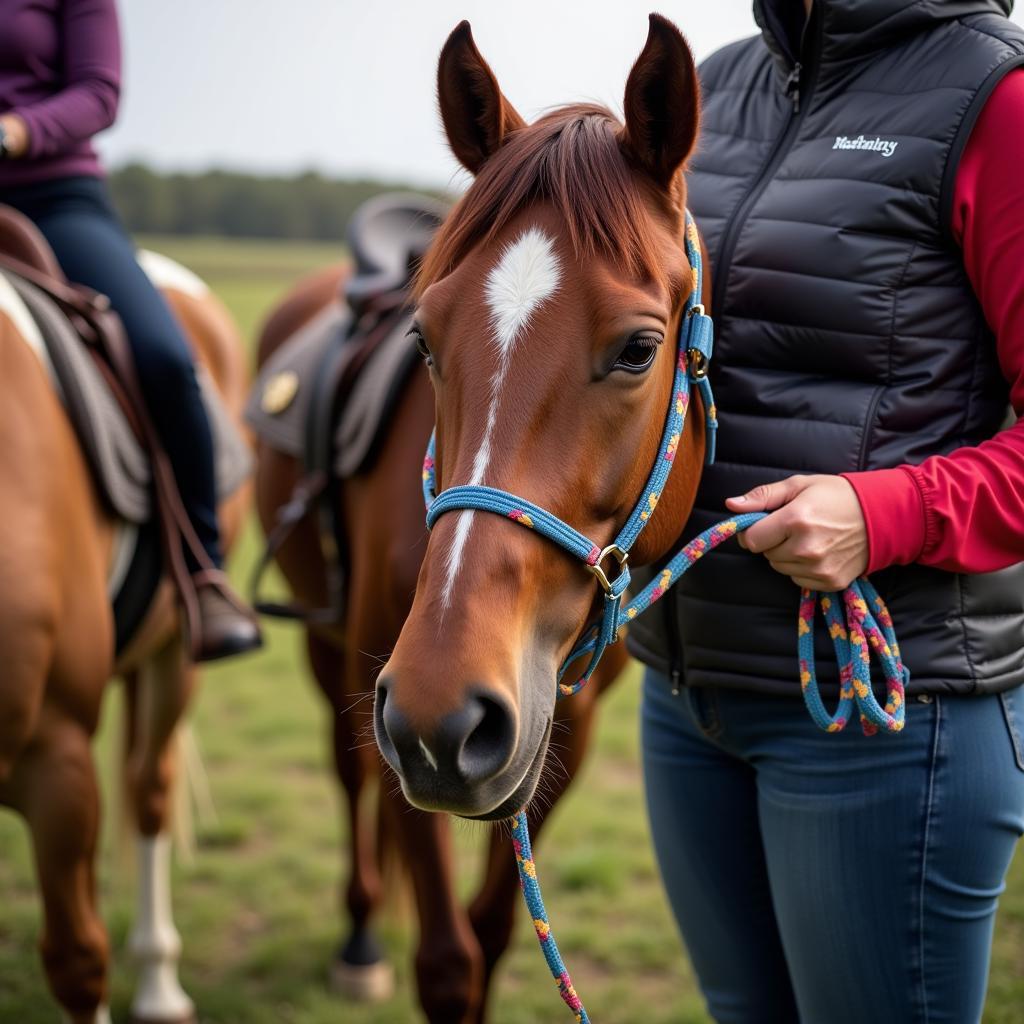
xmin=420 ymin=213 xmax=908 ymax=1023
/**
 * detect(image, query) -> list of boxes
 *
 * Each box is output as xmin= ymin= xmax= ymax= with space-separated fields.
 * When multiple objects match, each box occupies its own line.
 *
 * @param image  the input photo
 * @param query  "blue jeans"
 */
xmin=641 ymin=671 xmax=1024 ymax=1024
xmin=0 ymin=175 xmax=221 ymax=567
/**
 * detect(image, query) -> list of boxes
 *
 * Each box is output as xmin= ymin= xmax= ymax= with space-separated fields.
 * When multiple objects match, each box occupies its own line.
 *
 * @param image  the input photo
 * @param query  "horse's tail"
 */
xmin=170 ymin=719 xmax=217 ymax=861
xmin=376 ymin=780 xmax=414 ymax=924
xmin=111 ymin=670 xmax=217 ymax=873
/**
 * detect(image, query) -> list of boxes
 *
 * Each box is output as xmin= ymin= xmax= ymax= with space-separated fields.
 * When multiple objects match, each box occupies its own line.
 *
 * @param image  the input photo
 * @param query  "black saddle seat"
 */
xmin=343 ymin=193 xmax=449 ymax=316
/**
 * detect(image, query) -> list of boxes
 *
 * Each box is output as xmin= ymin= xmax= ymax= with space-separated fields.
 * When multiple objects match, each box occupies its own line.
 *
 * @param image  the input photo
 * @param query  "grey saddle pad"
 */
xmin=4 ymin=269 xmax=251 ymax=524
xmin=246 ymin=300 xmax=415 ymax=479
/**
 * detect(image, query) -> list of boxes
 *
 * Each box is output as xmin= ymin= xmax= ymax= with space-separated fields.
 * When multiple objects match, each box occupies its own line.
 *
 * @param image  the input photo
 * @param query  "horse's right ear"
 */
xmin=437 ymin=21 xmax=525 ymax=175
xmin=621 ymin=14 xmax=700 ymax=190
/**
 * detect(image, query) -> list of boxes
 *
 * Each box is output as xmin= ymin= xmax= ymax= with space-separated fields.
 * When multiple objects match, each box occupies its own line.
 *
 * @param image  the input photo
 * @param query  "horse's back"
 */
xmin=257 ymin=264 xmax=348 ymax=371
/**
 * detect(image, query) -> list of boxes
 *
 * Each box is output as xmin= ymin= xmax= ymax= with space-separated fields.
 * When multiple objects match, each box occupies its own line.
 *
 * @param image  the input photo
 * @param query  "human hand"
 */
xmin=0 ymin=114 xmax=29 ymax=158
xmin=725 ymin=474 xmax=868 ymax=590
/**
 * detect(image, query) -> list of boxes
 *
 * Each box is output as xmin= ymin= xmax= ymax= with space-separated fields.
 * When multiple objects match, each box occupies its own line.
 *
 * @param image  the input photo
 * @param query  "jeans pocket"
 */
xmin=686 ymin=686 xmax=723 ymax=740
xmin=998 ymin=689 xmax=1024 ymax=773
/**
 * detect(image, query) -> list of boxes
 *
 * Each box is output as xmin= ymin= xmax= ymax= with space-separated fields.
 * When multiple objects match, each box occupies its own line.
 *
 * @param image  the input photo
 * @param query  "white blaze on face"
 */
xmin=440 ymin=228 xmax=562 ymax=609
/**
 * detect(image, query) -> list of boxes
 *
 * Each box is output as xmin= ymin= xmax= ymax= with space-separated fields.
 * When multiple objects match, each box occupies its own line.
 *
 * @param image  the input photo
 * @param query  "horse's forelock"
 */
xmin=416 ymin=104 xmax=675 ymax=297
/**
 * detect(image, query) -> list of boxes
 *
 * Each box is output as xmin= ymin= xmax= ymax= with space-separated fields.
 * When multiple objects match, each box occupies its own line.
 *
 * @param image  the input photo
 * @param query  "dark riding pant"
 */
xmin=1 ymin=175 xmax=221 ymax=568
xmin=641 ymin=670 xmax=1024 ymax=1024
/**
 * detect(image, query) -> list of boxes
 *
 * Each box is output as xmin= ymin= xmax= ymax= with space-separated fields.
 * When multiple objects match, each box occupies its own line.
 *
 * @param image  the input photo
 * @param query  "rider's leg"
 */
xmin=15 ymin=176 xmax=221 ymax=568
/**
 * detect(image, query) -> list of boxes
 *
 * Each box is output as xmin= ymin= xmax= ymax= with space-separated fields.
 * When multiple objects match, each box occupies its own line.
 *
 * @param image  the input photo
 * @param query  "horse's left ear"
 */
xmin=437 ymin=21 xmax=526 ymax=175
xmin=621 ymin=14 xmax=700 ymax=190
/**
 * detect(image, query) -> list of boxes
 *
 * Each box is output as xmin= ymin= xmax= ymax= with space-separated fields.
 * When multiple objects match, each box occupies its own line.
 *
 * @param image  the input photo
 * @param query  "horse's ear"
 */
xmin=621 ymin=14 xmax=700 ymax=190
xmin=437 ymin=21 xmax=526 ymax=175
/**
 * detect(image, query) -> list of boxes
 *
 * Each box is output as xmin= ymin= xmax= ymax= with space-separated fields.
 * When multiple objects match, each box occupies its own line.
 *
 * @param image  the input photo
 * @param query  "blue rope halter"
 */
xmin=420 ymin=212 xmax=908 ymax=1022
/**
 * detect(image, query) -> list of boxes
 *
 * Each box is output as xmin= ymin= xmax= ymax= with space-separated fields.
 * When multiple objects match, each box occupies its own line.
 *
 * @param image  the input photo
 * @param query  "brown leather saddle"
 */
xmin=0 ymin=204 xmax=63 ymax=279
xmin=0 ymin=204 xmax=211 ymax=655
xmin=249 ymin=192 xmax=449 ymax=624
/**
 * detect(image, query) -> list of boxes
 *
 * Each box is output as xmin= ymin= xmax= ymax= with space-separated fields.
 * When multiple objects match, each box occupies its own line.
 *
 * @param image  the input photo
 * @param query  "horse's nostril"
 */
xmin=456 ymin=692 xmax=516 ymax=785
xmin=373 ymin=676 xmax=401 ymax=771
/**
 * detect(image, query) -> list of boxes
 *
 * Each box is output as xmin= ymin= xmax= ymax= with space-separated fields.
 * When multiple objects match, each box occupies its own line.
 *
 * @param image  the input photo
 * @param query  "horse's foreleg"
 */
xmin=124 ymin=637 xmax=197 ymax=1024
xmin=342 ymin=603 xmax=482 ymax=1022
xmin=12 ymin=713 xmax=110 ymax=1024
xmin=380 ymin=790 xmax=485 ymax=1024
xmin=307 ymin=631 xmax=394 ymax=1001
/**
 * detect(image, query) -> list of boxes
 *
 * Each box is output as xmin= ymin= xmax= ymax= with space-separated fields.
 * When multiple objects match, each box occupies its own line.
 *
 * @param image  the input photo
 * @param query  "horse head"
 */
xmin=375 ymin=14 xmax=707 ymax=818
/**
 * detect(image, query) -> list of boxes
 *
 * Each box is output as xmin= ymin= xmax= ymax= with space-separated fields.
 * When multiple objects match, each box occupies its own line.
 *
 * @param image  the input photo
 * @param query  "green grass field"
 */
xmin=0 ymin=235 xmax=1022 ymax=1024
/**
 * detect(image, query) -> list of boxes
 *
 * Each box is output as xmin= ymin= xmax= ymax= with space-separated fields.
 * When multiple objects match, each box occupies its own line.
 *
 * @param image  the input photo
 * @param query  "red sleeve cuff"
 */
xmin=841 ymin=467 xmax=928 ymax=573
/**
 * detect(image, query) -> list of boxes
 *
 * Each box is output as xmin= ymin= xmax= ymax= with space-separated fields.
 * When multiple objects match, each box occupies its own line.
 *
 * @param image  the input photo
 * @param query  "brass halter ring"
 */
xmin=586 ymin=544 xmax=629 ymax=594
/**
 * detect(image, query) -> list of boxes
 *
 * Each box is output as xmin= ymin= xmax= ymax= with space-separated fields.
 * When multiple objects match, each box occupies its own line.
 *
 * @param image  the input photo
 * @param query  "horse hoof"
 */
xmin=330 ymin=957 xmax=395 ymax=1002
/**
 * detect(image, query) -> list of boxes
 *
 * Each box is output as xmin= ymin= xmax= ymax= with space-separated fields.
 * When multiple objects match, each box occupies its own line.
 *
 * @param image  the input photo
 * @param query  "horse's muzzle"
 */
xmin=374 ymin=678 xmax=524 ymax=816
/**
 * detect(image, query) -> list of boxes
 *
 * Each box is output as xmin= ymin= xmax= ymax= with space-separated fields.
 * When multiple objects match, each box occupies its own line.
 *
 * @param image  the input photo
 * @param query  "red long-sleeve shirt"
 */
xmin=844 ymin=69 xmax=1024 ymax=575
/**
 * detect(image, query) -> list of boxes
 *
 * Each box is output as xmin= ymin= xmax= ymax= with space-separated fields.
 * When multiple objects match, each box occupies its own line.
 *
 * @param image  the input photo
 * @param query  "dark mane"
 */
xmin=417 ymin=103 xmax=672 ymax=295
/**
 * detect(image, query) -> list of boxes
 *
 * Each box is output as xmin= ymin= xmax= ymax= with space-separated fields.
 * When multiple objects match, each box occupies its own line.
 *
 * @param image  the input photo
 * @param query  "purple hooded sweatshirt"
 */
xmin=0 ymin=0 xmax=121 ymax=187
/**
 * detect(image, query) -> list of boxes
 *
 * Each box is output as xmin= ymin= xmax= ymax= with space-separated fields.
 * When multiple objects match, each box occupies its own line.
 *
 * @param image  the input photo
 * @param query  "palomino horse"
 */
xmin=377 ymin=13 xmax=706 ymax=831
xmin=0 ymin=250 xmax=249 ymax=1024
xmin=254 ymin=254 xmax=627 ymax=1017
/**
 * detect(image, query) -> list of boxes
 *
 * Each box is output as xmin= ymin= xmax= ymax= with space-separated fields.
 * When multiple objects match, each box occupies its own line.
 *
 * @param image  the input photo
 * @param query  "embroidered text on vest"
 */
xmin=833 ymin=134 xmax=899 ymax=157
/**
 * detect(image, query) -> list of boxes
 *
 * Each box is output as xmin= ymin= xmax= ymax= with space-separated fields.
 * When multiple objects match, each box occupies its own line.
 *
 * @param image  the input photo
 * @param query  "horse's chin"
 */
xmin=461 ymin=718 xmax=553 ymax=821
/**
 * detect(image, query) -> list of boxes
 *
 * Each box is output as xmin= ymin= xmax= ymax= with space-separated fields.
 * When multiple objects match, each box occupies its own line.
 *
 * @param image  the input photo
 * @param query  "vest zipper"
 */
xmin=785 ymin=62 xmax=804 ymax=113
xmin=663 ymin=584 xmax=684 ymax=695
xmin=710 ymin=19 xmax=823 ymax=320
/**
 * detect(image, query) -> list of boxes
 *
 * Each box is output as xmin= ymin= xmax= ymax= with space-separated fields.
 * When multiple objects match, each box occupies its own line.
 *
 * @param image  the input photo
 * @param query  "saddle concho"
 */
xmin=261 ymin=370 xmax=299 ymax=415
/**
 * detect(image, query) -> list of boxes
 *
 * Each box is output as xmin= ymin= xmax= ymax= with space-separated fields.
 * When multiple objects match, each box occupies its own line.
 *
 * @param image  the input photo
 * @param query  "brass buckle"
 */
xmin=587 ymin=544 xmax=629 ymax=594
xmin=686 ymin=304 xmax=708 ymax=379
xmin=688 ymin=348 xmax=708 ymax=379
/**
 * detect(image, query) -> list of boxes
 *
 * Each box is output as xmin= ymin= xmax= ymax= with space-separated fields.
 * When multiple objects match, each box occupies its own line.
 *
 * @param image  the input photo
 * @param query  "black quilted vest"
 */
xmin=627 ymin=0 xmax=1024 ymax=696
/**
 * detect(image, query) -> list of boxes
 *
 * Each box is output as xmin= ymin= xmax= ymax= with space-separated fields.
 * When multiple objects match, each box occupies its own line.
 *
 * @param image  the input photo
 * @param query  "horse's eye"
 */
xmin=613 ymin=334 xmax=660 ymax=373
xmin=409 ymin=326 xmax=432 ymax=365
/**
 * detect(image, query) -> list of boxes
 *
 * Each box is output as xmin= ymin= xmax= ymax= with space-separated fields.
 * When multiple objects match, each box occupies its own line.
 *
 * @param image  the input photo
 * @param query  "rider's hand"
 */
xmin=725 ymin=474 xmax=868 ymax=590
xmin=0 ymin=114 xmax=29 ymax=158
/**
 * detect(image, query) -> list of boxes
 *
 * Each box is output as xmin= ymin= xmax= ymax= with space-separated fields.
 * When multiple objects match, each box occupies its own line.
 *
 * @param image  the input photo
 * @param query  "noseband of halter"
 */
xmin=422 ymin=212 xmax=719 ymax=693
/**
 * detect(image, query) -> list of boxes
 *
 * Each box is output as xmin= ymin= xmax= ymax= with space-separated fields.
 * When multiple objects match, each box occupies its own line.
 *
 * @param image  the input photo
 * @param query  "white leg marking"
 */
xmin=61 ymin=1008 xmax=111 ymax=1024
xmin=441 ymin=228 xmax=561 ymax=607
xmin=128 ymin=833 xmax=195 ymax=1021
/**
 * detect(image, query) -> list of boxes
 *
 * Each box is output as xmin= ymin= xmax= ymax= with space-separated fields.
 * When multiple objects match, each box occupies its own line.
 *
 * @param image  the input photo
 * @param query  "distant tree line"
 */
xmin=108 ymin=163 xmax=448 ymax=240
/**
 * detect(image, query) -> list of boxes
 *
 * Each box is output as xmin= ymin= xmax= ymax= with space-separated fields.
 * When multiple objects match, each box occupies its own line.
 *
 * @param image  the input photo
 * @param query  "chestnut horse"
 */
xmin=0 ymin=252 xmax=249 ymax=1024
xmin=376 ymin=14 xmax=706 ymax=828
xmin=255 ymin=269 xmax=627 ymax=1015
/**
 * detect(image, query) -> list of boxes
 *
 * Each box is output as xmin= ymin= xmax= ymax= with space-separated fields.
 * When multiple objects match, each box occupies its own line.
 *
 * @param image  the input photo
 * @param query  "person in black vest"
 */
xmin=631 ymin=1 xmax=1024 ymax=1020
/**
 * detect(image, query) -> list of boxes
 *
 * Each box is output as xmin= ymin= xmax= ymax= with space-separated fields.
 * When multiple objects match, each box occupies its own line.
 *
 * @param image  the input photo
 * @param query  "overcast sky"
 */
xmin=101 ymin=2 xmax=1024 ymax=190
xmin=101 ymin=1 xmax=762 ymax=189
